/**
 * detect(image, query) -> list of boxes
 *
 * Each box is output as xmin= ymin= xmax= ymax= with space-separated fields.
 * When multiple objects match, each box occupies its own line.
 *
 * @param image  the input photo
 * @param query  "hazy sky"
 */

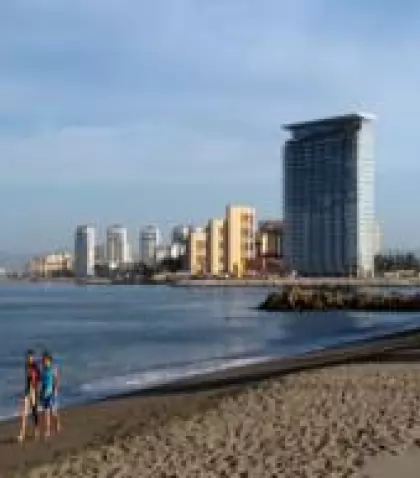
xmin=1 ymin=0 xmax=419 ymax=253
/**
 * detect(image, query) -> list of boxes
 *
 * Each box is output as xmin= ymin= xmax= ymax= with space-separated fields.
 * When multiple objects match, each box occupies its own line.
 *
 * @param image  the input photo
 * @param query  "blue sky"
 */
xmin=1 ymin=0 xmax=420 ymax=253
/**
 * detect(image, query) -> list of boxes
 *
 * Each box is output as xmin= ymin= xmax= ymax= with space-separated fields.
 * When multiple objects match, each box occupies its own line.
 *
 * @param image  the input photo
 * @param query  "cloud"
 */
xmin=1 ymin=0 xmax=420 ymax=250
xmin=1 ymin=1 xmax=419 ymax=123
xmin=0 ymin=121 xmax=279 ymax=185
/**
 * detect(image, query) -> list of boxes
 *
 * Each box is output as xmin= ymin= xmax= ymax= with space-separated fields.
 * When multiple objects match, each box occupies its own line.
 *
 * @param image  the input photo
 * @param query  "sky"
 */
xmin=1 ymin=0 xmax=420 ymax=254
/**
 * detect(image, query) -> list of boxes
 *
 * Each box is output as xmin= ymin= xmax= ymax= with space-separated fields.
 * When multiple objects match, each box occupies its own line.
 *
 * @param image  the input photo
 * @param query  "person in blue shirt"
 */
xmin=40 ymin=351 xmax=60 ymax=438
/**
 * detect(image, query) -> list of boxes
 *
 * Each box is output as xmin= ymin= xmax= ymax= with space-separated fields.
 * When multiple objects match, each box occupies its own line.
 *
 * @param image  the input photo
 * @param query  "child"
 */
xmin=18 ymin=349 xmax=40 ymax=442
xmin=40 ymin=351 xmax=60 ymax=439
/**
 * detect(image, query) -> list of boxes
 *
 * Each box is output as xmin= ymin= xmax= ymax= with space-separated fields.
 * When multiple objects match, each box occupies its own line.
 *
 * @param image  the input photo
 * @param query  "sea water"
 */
xmin=1 ymin=282 xmax=419 ymax=419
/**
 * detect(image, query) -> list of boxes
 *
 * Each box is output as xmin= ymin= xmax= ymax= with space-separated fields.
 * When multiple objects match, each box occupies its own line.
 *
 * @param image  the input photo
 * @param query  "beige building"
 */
xmin=27 ymin=252 xmax=72 ymax=277
xmin=206 ymin=218 xmax=226 ymax=276
xmin=225 ymin=205 xmax=256 ymax=277
xmin=187 ymin=205 xmax=256 ymax=278
xmin=187 ymin=228 xmax=207 ymax=275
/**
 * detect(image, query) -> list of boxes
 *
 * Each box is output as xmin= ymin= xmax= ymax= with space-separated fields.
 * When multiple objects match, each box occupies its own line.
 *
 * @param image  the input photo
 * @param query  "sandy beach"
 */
xmin=3 ymin=331 xmax=420 ymax=477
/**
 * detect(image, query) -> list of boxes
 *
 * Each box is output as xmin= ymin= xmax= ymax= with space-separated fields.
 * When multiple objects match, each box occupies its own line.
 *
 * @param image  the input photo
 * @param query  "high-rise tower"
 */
xmin=283 ymin=113 xmax=375 ymax=277
xmin=74 ymin=225 xmax=95 ymax=277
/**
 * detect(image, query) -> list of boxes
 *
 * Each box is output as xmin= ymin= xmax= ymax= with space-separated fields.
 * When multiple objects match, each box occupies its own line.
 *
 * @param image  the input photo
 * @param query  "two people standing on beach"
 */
xmin=18 ymin=350 xmax=61 ymax=442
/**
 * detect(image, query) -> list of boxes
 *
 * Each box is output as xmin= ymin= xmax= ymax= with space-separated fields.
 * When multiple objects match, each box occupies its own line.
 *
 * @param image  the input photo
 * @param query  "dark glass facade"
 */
xmin=283 ymin=114 xmax=375 ymax=277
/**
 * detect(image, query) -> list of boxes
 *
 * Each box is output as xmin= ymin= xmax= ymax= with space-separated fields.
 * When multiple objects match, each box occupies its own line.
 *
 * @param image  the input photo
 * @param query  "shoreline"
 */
xmin=1 ymin=324 xmax=419 ymax=425
xmin=89 ymin=324 xmax=420 ymax=398
xmin=5 ymin=277 xmax=420 ymax=288
xmin=4 ymin=327 xmax=420 ymax=476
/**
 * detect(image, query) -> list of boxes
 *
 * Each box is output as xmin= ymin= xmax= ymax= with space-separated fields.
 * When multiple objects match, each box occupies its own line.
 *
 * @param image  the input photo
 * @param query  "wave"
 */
xmin=0 ymin=356 xmax=271 ymax=421
xmin=80 ymin=355 xmax=272 ymax=399
xmin=74 ymin=322 xmax=420 ymax=402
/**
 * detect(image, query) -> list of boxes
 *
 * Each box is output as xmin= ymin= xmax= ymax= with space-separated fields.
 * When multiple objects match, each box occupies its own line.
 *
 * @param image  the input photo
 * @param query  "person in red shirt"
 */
xmin=18 ymin=349 xmax=40 ymax=442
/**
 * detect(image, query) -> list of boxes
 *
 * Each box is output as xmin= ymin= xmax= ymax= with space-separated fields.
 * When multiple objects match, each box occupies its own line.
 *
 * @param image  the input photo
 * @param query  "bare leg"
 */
xmin=31 ymin=401 xmax=40 ymax=439
xmin=18 ymin=397 xmax=29 ymax=443
xmin=28 ymin=389 xmax=40 ymax=439
xmin=52 ymin=409 xmax=61 ymax=434
xmin=44 ymin=408 xmax=51 ymax=439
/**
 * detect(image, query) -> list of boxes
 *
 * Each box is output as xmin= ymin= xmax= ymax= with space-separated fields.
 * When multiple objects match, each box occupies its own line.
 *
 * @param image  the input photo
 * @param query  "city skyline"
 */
xmin=2 ymin=2 xmax=420 ymax=252
xmin=25 ymin=204 xmax=279 ymax=278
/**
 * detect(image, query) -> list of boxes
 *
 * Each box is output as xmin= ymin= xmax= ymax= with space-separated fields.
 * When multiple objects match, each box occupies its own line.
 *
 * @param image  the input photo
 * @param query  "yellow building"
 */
xmin=187 ymin=228 xmax=207 ymax=275
xmin=27 ymin=252 xmax=73 ymax=277
xmin=206 ymin=218 xmax=226 ymax=276
xmin=225 ymin=205 xmax=256 ymax=277
xmin=187 ymin=205 xmax=257 ymax=278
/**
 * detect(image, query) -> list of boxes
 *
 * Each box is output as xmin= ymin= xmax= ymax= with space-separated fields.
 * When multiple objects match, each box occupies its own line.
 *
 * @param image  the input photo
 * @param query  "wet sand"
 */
xmin=3 ymin=328 xmax=420 ymax=477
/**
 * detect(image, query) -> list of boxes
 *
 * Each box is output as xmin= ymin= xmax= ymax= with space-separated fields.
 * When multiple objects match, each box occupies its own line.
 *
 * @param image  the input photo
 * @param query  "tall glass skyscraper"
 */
xmin=283 ymin=113 xmax=375 ymax=277
xmin=74 ymin=225 xmax=95 ymax=278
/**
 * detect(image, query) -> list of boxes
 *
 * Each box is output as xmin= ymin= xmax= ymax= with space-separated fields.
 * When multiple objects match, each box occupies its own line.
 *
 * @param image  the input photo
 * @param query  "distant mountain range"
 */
xmin=0 ymin=251 xmax=34 ymax=272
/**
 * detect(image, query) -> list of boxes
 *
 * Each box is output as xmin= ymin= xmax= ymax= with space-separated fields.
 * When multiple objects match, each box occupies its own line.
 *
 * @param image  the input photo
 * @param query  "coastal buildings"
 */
xmin=226 ymin=205 xmax=256 ymax=277
xmin=106 ymin=225 xmax=129 ymax=269
xmin=188 ymin=228 xmax=207 ymax=275
xmin=155 ymin=244 xmax=169 ymax=264
xmin=254 ymin=220 xmax=284 ymax=274
xmin=257 ymin=220 xmax=283 ymax=258
xmin=169 ymin=243 xmax=186 ymax=260
xmin=187 ymin=204 xmax=257 ymax=277
xmin=172 ymin=225 xmax=191 ymax=244
xmin=283 ymin=113 xmax=375 ymax=277
xmin=26 ymin=252 xmax=72 ymax=278
xmin=140 ymin=225 xmax=161 ymax=267
xmin=206 ymin=218 xmax=225 ymax=276
xmin=74 ymin=225 xmax=95 ymax=277
xmin=94 ymin=244 xmax=106 ymax=265
xmin=170 ymin=225 xmax=190 ymax=269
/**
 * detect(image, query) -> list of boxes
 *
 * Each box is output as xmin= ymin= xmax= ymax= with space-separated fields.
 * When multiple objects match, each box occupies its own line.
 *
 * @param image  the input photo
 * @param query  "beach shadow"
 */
xmin=352 ymin=350 xmax=420 ymax=366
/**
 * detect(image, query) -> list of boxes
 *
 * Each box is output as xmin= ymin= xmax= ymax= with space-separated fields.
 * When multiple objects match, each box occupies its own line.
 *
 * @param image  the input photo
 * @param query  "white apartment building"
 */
xmin=106 ymin=225 xmax=129 ymax=269
xmin=74 ymin=225 xmax=95 ymax=277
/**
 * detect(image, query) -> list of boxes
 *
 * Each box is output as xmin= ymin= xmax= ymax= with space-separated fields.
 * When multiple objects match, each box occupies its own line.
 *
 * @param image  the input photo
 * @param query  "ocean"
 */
xmin=1 ymin=282 xmax=420 ymax=419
